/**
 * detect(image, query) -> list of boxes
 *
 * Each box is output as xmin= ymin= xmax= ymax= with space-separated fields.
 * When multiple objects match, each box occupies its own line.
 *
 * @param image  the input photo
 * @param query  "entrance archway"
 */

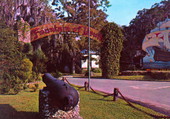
xmin=17 ymin=21 xmax=102 ymax=73
xmin=30 ymin=22 xmax=102 ymax=42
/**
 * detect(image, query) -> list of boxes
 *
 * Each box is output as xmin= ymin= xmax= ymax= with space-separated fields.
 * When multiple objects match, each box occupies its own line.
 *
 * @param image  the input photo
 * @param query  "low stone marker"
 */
xmin=39 ymin=73 xmax=83 ymax=119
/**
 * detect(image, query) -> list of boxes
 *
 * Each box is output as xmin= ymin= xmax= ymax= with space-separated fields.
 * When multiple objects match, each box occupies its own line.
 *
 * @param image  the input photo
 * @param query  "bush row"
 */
xmin=149 ymin=71 xmax=170 ymax=80
xmin=121 ymin=70 xmax=170 ymax=80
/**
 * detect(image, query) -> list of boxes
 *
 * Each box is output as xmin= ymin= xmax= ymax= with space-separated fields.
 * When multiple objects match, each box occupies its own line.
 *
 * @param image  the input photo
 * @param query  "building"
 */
xmin=142 ymin=18 xmax=170 ymax=69
xmin=81 ymin=49 xmax=99 ymax=69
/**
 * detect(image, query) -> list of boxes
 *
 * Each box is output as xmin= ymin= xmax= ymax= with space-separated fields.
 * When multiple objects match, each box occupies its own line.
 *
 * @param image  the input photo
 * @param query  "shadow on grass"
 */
xmin=0 ymin=104 xmax=40 ymax=119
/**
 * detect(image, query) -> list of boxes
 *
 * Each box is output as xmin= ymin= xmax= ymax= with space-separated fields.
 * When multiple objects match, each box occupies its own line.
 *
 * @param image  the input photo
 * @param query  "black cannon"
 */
xmin=42 ymin=73 xmax=79 ymax=111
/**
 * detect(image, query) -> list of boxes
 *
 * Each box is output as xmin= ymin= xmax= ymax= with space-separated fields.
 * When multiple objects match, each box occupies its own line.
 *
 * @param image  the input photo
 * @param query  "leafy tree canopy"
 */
xmin=0 ymin=0 xmax=56 ymax=27
xmin=51 ymin=0 xmax=111 ymax=30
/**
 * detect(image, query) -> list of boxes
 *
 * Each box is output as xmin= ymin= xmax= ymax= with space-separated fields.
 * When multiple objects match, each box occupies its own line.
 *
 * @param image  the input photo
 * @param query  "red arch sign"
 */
xmin=30 ymin=22 xmax=102 ymax=42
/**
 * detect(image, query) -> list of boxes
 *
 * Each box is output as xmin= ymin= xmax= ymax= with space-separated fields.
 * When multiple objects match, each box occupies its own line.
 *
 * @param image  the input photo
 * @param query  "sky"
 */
xmin=106 ymin=0 xmax=163 ymax=26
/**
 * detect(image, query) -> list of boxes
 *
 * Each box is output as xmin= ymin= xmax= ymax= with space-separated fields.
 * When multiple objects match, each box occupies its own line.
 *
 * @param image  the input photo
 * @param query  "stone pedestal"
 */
xmin=39 ymin=89 xmax=83 ymax=119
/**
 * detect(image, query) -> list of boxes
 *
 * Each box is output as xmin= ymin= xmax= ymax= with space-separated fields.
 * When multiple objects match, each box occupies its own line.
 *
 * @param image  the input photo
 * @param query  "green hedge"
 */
xmin=91 ymin=68 xmax=102 ymax=73
xmin=149 ymin=71 xmax=170 ymax=80
xmin=100 ymin=22 xmax=123 ymax=78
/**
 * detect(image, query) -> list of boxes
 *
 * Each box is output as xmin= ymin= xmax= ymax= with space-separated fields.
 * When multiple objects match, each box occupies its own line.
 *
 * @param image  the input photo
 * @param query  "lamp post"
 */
xmin=88 ymin=0 xmax=91 ymax=91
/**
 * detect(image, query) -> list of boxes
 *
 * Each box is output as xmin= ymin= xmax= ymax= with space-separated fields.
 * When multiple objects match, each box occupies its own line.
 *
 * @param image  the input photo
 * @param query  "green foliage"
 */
xmin=100 ymin=22 xmax=123 ymax=78
xmin=92 ymin=68 xmax=102 ymax=73
xmin=0 ymin=82 xmax=10 ymax=94
xmin=149 ymin=71 xmax=170 ymax=80
xmin=52 ymin=0 xmax=110 ymax=30
xmin=31 ymin=48 xmax=48 ymax=74
xmin=23 ymin=84 xmax=29 ymax=90
xmin=0 ymin=22 xmax=23 ymax=75
xmin=0 ymin=22 xmax=27 ymax=94
xmin=0 ymin=74 xmax=23 ymax=94
xmin=13 ymin=77 xmax=23 ymax=94
xmin=0 ymin=57 xmax=33 ymax=94
xmin=32 ymin=84 xmax=39 ymax=92
xmin=15 ymin=58 xmax=33 ymax=83
xmin=22 ymin=43 xmax=33 ymax=54
xmin=40 ymin=35 xmax=81 ymax=73
xmin=27 ymin=83 xmax=39 ymax=92
xmin=51 ymin=70 xmax=63 ymax=78
xmin=29 ymin=72 xmax=42 ymax=82
xmin=21 ymin=58 xmax=33 ymax=72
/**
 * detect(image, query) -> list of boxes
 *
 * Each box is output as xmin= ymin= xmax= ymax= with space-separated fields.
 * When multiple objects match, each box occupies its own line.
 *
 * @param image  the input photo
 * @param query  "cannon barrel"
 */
xmin=42 ymin=73 xmax=79 ymax=111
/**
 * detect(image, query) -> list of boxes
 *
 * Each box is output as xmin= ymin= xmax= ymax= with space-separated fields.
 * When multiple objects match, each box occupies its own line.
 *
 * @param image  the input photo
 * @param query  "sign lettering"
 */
xmin=30 ymin=23 xmax=102 ymax=42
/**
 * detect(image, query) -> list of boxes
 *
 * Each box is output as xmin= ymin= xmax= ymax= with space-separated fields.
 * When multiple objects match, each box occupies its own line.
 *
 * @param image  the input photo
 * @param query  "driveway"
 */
xmin=66 ymin=77 xmax=170 ymax=116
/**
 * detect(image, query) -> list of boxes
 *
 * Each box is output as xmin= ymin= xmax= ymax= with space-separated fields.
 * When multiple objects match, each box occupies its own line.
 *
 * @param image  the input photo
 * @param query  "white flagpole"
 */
xmin=88 ymin=0 xmax=91 ymax=91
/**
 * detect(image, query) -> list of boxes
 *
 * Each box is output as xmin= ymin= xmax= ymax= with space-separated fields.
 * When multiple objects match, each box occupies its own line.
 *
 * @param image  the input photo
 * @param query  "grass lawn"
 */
xmin=0 ymin=82 xmax=165 ymax=119
xmin=73 ymin=73 xmax=152 ymax=80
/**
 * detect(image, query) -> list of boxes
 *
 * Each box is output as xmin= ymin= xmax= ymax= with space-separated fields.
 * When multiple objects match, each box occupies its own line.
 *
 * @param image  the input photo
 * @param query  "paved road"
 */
xmin=66 ymin=77 xmax=170 ymax=115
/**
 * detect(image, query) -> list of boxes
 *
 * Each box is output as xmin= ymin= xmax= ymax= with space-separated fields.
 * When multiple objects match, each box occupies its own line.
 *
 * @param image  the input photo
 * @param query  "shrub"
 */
xmin=0 ymin=75 xmax=23 ymax=94
xmin=22 ymin=43 xmax=33 ymax=54
xmin=0 ymin=74 xmax=12 ymax=94
xmin=37 ymin=74 xmax=42 ymax=81
xmin=0 ymin=22 xmax=26 ymax=94
xmin=0 ymin=21 xmax=24 ymax=80
xmin=28 ymin=83 xmax=39 ymax=92
xmin=10 ymin=76 xmax=23 ymax=94
xmin=100 ymin=22 xmax=123 ymax=78
xmin=31 ymin=48 xmax=48 ymax=74
xmin=84 ymin=71 xmax=95 ymax=77
xmin=13 ymin=84 xmax=22 ymax=94
xmin=92 ymin=68 xmax=102 ymax=73
xmin=0 ymin=83 xmax=10 ymax=94
xmin=33 ymin=84 xmax=39 ymax=92
xmin=16 ymin=58 xmax=33 ymax=83
xmin=23 ymin=84 xmax=29 ymax=90
xmin=52 ymin=70 xmax=63 ymax=78
xmin=149 ymin=71 xmax=170 ymax=80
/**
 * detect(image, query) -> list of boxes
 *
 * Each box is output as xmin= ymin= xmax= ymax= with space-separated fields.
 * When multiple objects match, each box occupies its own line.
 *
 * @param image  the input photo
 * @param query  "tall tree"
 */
xmin=0 ymin=22 xmax=23 ymax=77
xmin=100 ymin=22 xmax=123 ymax=78
xmin=51 ymin=0 xmax=110 ymax=30
xmin=0 ymin=0 xmax=56 ymax=27
xmin=0 ymin=21 xmax=26 ymax=94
